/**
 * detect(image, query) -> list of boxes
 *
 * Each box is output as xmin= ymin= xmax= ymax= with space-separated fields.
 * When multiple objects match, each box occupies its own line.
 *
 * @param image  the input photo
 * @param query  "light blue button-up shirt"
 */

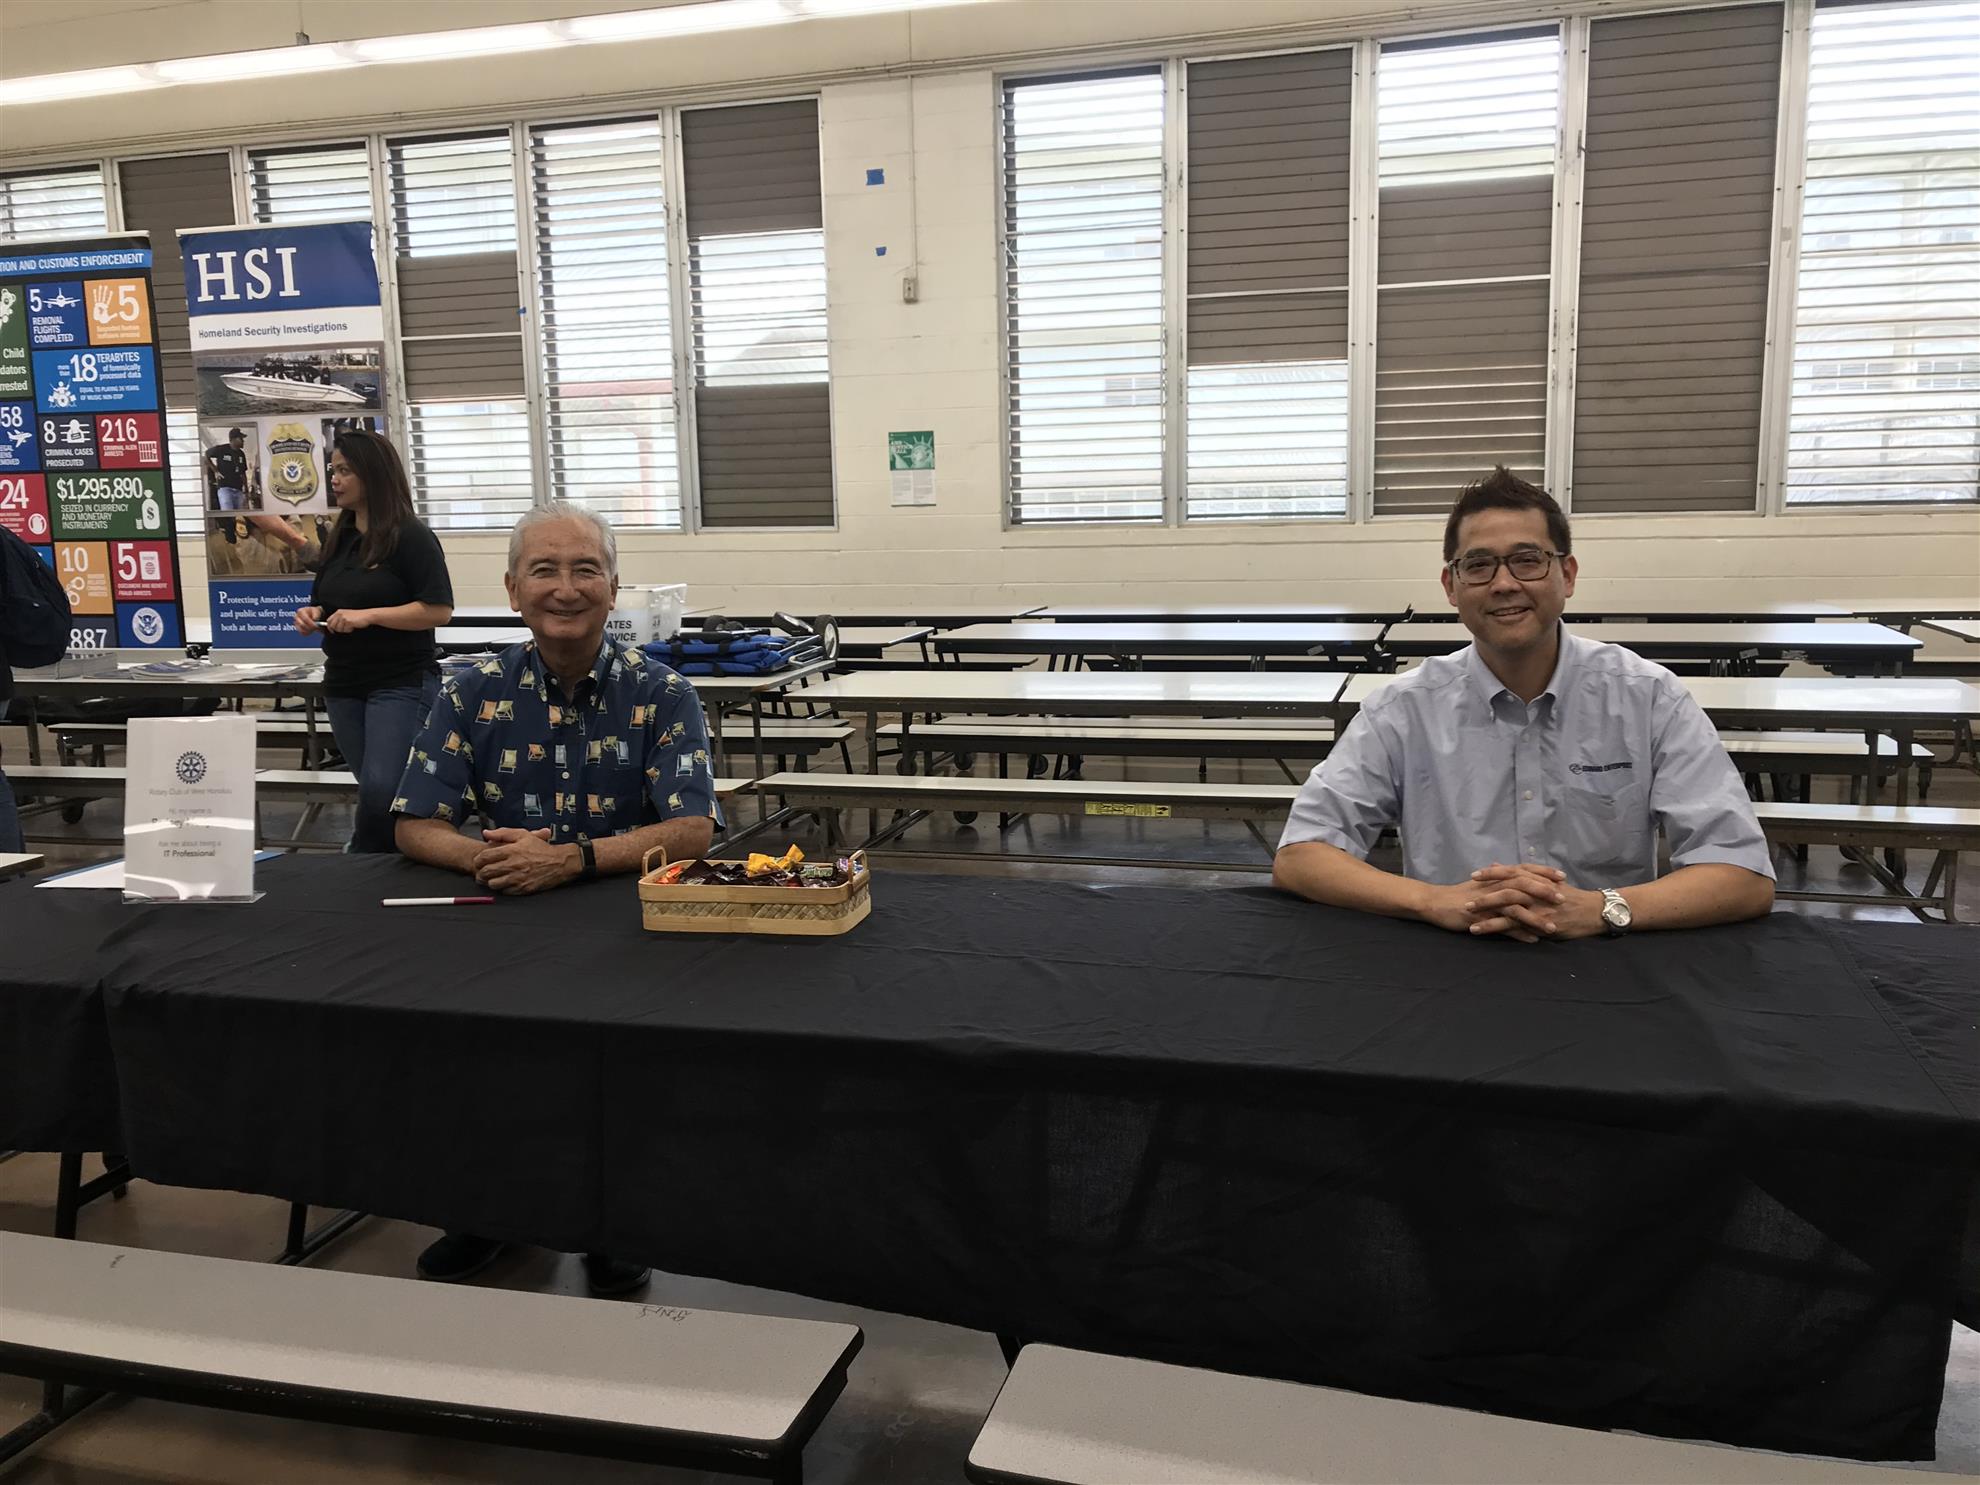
xmin=1280 ymin=627 xmax=1775 ymax=887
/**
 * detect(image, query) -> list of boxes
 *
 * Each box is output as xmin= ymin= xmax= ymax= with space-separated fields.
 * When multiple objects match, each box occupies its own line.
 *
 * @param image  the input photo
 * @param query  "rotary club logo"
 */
xmin=175 ymin=751 xmax=208 ymax=784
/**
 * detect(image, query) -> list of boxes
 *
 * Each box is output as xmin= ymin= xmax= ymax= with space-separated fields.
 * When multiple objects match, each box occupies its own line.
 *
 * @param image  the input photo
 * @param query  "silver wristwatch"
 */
xmin=1600 ymin=888 xmax=1633 ymax=936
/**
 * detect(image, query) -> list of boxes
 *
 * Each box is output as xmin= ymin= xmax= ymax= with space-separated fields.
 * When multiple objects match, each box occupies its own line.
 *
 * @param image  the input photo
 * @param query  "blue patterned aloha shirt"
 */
xmin=391 ymin=638 xmax=718 ymax=843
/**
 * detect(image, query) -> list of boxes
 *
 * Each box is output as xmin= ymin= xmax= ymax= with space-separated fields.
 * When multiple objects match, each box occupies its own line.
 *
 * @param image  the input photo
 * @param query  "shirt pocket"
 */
xmin=1557 ymin=783 xmax=1650 ymax=879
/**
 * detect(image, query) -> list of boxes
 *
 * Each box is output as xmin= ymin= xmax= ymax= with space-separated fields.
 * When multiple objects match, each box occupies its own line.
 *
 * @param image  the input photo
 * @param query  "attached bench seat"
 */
xmin=51 ymin=716 xmax=328 ymax=767
xmin=0 ymin=1232 xmax=860 ymax=1480
xmin=12 ymin=767 xmax=756 ymax=802
xmin=760 ymin=771 xmax=1302 ymax=825
xmin=966 ymin=1344 xmax=1934 ymax=1485
xmin=11 ymin=765 xmax=359 ymax=805
xmin=882 ymin=716 xmax=1335 ymax=762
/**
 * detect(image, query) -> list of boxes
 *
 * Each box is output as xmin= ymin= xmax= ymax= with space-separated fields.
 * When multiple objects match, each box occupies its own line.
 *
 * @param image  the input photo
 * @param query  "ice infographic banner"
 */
xmin=0 ymin=234 xmax=186 ymax=652
xmin=181 ymin=221 xmax=385 ymax=648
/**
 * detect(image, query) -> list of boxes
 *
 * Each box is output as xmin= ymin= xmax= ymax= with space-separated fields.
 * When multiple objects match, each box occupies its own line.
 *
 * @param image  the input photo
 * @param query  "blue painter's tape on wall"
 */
xmin=866 ymin=168 xmax=885 ymax=185
xmin=875 ymin=246 xmax=888 ymax=256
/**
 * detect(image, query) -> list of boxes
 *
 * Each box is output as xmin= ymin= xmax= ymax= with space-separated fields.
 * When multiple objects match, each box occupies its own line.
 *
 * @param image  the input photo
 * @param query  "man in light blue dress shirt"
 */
xmin=1275 ymin=469 xmax=1775 ymax=942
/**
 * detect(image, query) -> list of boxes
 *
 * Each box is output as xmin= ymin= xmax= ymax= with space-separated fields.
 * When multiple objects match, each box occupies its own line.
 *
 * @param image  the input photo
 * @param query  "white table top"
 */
xmin=1342 ymin=671 xmax=1980 ymax=723
xmin=1566 ymin=601 xmax=1856 ymax=621
xmin=1040 ymin=603 xmax=1408 ymax=622
xmin=799 ymin=670 xmax=1360 ymax=716
xmin=183 ymin=618 xmax=530 ymax=653
xmin=0 ymin=852 xmax=44 ymax=881
xmin=1921 ymin=619 xmax=1980 ymax=645
xmin=13 ymin=655 xmax=835 ymax=702
xmin=838 ymin=625 xmax=933 ymax=653
xmin=938 ymin=622 xmax=1388 ymax=653
xmin=1387 ymin=621 xmax=1919 ymax=656
xmin=1844 ymin=598 xmax=1980 ymax=623
xmin=691 ymin=604 xmax=1044 ymax=627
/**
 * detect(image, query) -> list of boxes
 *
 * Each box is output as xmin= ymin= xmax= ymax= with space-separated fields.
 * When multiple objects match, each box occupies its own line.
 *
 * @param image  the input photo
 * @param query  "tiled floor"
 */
xmin=3 ymin=719 xmax=1977 ymax=1481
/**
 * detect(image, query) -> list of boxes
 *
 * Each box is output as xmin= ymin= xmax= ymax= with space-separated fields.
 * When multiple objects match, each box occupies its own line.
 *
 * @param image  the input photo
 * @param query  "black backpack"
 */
xmin=0 ymin=524 xmax=71 ymax=672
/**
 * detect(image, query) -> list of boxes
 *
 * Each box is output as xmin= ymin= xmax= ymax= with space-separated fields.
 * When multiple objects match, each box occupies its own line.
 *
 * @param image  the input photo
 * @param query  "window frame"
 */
xmin=27 ymin=88 xmax=833 ymax=536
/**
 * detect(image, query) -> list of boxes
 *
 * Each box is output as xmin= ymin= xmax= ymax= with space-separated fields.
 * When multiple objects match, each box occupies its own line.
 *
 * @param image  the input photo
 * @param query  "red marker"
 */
xmin=381 ymin=896 xmax=496 ymax=907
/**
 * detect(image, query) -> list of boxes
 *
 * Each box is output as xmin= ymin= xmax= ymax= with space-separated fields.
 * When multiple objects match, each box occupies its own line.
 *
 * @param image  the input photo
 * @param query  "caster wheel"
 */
xmin=62 ymin=802 xmax=86 ymax=824
xmin=955 ymin=752 xmax=977 ymax=771
xmin=896 ymin=756 xmax=918 ymax=776
xmin=954 ymin=811 xmax=979 ymax=825
xmin=1026 ymin=754 xmax=1048 ymax=778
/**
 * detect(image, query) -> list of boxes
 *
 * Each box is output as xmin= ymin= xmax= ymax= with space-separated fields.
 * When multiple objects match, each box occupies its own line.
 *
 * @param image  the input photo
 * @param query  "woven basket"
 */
xmin=638 ymin=848 xmax=871 ymax=936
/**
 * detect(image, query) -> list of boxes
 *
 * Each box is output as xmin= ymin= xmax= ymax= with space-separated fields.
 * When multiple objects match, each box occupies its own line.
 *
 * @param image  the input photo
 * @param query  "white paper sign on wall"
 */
xmin=124 ymin=714 xmax=258 ymax=902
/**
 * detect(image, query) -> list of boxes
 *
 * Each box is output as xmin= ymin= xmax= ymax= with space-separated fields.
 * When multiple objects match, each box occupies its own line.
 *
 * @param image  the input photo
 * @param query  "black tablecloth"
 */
xmin=4 ymin=856 xmax=1976 ymax=1460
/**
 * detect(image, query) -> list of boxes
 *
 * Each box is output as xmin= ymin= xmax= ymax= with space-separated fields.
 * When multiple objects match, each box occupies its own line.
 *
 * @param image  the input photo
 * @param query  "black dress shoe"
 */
xmin=416 ymin=1232 xmax=507 ymax=1282
xmin=581 ymin=1253 xmax=651 ymax=1296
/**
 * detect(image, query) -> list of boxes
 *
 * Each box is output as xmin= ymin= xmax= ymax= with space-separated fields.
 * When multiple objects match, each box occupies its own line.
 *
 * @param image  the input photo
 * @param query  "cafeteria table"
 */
xmin=6 ymin=654 xmax=840 ymax=789
xmin=1383 ymin=621 xmax=1921 ymax=673
xmin=934 ymin=622 xmax=1390 ymax=669
xmin=1 ymin=854 xmax=1972 ymax=1461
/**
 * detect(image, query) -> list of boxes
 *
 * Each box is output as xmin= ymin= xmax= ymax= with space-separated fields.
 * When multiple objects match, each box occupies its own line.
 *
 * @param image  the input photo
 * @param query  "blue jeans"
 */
xmin=326 ymin=676 xmax=439 ymax=854
xmin=0 ymin=703 xmax=20 ymax=855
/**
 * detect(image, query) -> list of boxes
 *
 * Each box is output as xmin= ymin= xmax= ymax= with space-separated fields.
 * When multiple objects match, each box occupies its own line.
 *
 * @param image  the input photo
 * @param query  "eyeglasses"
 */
xmin=1448 ymin=549 xmax=1564 ymax=586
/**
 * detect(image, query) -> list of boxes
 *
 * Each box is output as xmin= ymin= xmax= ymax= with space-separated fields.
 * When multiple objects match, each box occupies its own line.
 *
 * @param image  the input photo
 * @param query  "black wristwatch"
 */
xmin=575 ymin=838 xmax=598 ymax=881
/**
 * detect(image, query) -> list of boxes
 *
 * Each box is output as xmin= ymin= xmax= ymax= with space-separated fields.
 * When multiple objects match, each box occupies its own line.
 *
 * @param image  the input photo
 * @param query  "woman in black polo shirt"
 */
xmin=290 ymin=430 xmax=454 ymax=852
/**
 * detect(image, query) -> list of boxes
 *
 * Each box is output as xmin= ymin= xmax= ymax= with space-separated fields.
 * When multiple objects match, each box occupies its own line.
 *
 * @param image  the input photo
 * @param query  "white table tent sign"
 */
xmin=124 ymin=714 xmax=259 ymax=902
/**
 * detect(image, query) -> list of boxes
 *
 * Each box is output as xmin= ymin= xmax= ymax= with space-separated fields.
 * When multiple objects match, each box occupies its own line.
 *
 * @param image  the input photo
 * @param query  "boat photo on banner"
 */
xmin=179 ymin=220 xmax=386 ymax=647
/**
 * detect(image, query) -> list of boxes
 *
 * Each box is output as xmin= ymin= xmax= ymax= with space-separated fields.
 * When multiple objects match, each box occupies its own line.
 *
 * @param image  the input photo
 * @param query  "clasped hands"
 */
xmin=1423 ymin=863 xmax=1607 ymax=943
xmin=473 ymin=827 xmax=580 ymax=895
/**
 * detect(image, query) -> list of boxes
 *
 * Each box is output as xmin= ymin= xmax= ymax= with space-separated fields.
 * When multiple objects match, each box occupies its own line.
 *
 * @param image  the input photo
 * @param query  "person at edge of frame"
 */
xmin=1273 ymin=466 xmax=1775 ymax=942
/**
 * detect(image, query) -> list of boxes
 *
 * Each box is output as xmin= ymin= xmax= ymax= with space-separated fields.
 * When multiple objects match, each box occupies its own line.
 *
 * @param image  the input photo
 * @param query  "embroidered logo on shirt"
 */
xmin=1569 ymin=760 xmax=1635 ymax=775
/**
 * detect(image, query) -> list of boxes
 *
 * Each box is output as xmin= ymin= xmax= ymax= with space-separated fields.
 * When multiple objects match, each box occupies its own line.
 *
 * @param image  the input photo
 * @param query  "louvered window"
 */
xmin=119 ymin=154 xmax=233 ymax=416
xmin=248 ymin=144 xmax=372 ymax=225
xmin=530 ymin=118 xmax=681 ymax=529
xmin=119 ymin=154 xmax=236 ymax=555
xmin=1003 ymin=69 xmax=1166 ymax=523
xmin=681 ymin=100 xmax=832 ymax=528
xmin=1784 ymin=0 xmax=1980 ymax=505
xmin=1373 ymin=29 xmax=1560 ymax=515
xmin=167 ymin=408 xmax=205 ymax=553
xmin=1185 ymin=50 xmax=1351 ymax=521
xmin=1571 ymin=7 xmax=1782 ymax=513
xmin=0 ymin=167 xmax=109 ymax=239
xmin=388 ymin=132 xmax=532 ymax=530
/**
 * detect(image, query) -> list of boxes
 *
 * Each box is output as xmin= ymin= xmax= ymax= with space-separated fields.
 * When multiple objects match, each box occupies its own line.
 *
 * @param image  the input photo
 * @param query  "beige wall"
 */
xmin=5 ymin=0 xmax=1977 ymax=624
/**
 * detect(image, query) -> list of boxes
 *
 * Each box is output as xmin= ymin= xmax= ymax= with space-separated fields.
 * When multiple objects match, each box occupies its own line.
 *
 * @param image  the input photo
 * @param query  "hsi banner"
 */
xmin=181 ymin=220 xmax=386 ymax=648
xmin=0 ymin=233 xmax=187 ymax=653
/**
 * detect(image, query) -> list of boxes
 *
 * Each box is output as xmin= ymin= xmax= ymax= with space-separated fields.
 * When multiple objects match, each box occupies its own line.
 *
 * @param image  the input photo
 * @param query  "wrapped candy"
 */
xmin=651 ymin=845 xmax=856 ymax=888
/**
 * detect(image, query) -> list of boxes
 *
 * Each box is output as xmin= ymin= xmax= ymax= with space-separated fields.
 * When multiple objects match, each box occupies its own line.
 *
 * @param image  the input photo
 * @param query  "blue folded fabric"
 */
xmin=645 ymin=637 xmax=792 ymax=674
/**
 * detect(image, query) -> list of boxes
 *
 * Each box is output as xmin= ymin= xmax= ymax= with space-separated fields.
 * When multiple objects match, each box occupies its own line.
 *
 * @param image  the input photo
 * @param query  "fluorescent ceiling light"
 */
xmin=0 ymin=66 xmax=160 ymax=104
xmin=0 ymin=0 xmax=989 ymax=107
xmin=151 ymin=46 xmax=354 ymax=83
xmin=347 ymin=23 xmax=569 ymax=64
xmin=794 ymin=0 xmax=977 ymax=15
xmin=563 ymin=0 xmax=792 ymax=41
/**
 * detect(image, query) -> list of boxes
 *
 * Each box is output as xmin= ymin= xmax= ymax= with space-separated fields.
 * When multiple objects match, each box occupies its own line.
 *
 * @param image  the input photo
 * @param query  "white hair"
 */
xmin=508 ymin=501 xmax=618 ymax=579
